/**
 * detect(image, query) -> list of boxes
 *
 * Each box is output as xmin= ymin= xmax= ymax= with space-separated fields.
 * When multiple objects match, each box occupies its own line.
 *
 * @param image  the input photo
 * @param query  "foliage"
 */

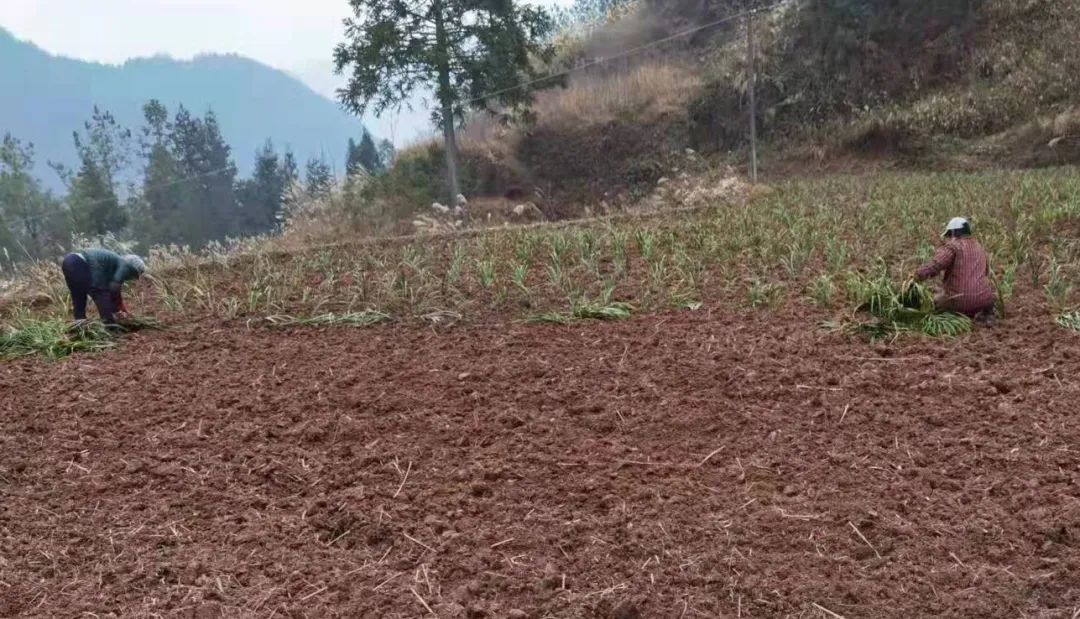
xmin=831 ymin=274 xmax=973 ymax=340
xmin=689 ymin=0 xmax=1080 ymax=154
xmin=551 ymin=0 xmax=638 ymax=31
xmin=5 ymin=169 xmax=1079 ymax=348
xmin=1057 ymin=310 xmax=1080 ymax=332
xmin=0 ymin=317 xmax=116 ymax=360
xmin=66 ymin=107 xmax=132 ymax=236
xmin=236 ymin=140 xmax=298 ymax=235
xmin=347 ymin=129 xmax=388 ymax=176
xmin=0 ymin=30 xmax=368 ymax=196
xmin=0 ymin=134 xmax=69 ymax=264
xmin=305 ymin=156 xmax=335 ymax=199
xmin=334 ymin=0 xmax=557 ymax=201
xmin=529 ymin=286 xmax=633 ymax=323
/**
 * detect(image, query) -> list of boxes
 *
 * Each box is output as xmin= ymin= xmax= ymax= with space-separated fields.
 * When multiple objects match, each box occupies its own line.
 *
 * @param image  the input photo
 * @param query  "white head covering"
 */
xmin=942 ymin=217 xmax=970 ymax=237
xmin=123 ymin=254 xmax=146 ymax=275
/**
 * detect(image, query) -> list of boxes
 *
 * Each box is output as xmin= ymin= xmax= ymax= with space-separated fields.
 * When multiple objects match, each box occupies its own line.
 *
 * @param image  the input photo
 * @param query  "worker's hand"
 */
xmin=114 ymin=311 xmax=132 ymax=323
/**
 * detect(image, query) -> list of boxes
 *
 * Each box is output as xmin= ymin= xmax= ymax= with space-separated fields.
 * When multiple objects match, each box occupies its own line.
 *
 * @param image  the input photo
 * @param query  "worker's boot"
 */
xmin=974 ymin=306 xmax=998 ymax=328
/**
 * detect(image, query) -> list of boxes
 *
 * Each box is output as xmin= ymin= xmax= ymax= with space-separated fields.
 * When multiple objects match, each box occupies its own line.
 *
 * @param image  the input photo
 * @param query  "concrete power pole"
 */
xmin=747 ymin=7 xmax=759 ymax=184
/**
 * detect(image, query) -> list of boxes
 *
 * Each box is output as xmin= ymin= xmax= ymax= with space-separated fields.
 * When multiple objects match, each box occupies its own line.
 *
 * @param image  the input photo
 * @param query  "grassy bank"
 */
xmin=4 ymin=167 xmax=1078 ymax=340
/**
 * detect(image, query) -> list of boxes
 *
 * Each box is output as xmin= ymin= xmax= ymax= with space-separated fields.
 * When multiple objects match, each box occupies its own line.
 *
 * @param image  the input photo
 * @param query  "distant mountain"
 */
xmin=0 ymin=27 xmax=365 ymax=190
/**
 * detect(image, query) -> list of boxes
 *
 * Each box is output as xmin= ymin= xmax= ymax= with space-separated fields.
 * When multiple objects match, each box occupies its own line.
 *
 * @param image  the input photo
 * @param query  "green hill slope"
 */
xmin=0 ymin=27 xmax=365 ymax=189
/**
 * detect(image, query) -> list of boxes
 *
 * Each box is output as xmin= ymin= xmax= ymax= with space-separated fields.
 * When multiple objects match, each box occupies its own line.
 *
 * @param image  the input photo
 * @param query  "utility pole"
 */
xmin=746 ymin=7 xmax=759 ymax=184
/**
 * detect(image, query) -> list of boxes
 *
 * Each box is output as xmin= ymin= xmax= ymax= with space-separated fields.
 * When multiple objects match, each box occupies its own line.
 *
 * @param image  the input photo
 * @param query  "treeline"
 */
xmin=0 ymin=101 xmax=391 ymax=265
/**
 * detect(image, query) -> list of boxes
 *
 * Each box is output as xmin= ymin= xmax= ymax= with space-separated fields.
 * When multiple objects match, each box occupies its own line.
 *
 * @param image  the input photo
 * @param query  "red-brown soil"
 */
xmin=2 ymin=303 xmax=1079 ymax=618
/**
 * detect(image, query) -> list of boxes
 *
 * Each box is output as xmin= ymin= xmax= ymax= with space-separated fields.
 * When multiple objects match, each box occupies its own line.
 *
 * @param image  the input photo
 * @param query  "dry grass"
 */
xmin=6 ymin=168 xmax=1079 ymax=344
xmin=537 ymin=63 xmax=700 ymax=128
xmin=460 ymin=62 xmax=700 ymax=157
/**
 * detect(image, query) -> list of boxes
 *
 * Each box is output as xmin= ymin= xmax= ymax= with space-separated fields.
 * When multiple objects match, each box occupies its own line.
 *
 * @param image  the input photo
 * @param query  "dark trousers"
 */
xmin=61 ymin=254 xmax=116 ymax=322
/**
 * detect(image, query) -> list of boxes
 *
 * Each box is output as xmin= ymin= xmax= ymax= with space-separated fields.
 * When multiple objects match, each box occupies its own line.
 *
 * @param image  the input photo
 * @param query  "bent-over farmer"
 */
xmin=61 ymin=249 xmax=146 ymax=324
xmin=913 ymin=217 xmax=996 ymax=321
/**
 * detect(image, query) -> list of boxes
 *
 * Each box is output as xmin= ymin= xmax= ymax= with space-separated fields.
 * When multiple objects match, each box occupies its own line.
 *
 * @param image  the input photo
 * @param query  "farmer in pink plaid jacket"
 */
xmin=914 ymin=217 xmax=996 ymax=320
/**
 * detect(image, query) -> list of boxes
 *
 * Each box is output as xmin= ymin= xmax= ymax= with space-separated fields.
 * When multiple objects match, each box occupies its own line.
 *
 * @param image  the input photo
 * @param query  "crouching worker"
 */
xmin=913 ymin=217 xmax=996 ymax=323
xmin=61 ymin=249 xmax=146 ymax=324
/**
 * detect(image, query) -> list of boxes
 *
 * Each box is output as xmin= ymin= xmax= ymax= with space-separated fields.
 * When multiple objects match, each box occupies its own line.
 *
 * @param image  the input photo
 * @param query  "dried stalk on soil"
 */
xmin=392 ymin=460 xmax=412 ymax=498
xmin=264 ymin=311 xmax=391 ymax=328
xmin=848 ymin=521 xmax=882 ymax=559
xmin=811 ymin=602 xmax=849 ymax=619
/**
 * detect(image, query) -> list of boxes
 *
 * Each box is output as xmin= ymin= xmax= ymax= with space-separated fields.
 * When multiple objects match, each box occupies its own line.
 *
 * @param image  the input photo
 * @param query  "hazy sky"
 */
xmin=2 ymin=0 xmax=574 ymax=142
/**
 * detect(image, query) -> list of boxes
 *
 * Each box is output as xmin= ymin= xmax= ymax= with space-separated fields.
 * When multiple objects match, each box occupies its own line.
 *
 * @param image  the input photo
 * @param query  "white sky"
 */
xmin=1 ymin=0 xmax=574 ymax=143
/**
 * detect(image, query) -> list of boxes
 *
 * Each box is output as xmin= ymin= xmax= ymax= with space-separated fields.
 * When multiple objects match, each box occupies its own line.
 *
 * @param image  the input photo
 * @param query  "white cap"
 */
xmin=123 ymin=254 xmax=146 ymax=275
xmin=942 ymin=217 xmax=969 ymax=237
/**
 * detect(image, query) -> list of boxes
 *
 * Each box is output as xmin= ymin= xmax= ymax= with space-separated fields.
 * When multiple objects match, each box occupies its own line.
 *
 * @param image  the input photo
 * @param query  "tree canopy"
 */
xmin=334 ymin=0 xmax=556 ymax=201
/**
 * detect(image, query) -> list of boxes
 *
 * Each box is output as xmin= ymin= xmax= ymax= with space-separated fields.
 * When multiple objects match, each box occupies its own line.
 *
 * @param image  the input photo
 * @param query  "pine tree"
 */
xmin=377 ymin=139 xmax=395 ymax=170
xmin=237 ymin=142 xmax=301 ymax=234
xmin=67 ymin=107 xmax=132 ymax=237
xmin=238 ymin=141 xmax=281 ymax=234
xmin=282 ymin=149 xmax=299 ymax=186
xmin=131 ymin=100 xmax=188 ymax=246
xmin=170 ymin=106 xmax=240 ymax=244
xmin=334 ymin=0 xmax=556 ymax=202
xmin=356 ymin=129 xmax=383 ymax=174
xmin=345 ymin=138 xmax=364 ymax=177
xmin=69 ymin=160 xmax=125 ymax=236
xmin=0 ymin=134 xmax=67 ymax=259
xmin=305 ymin=156 xmax=334 ymax=198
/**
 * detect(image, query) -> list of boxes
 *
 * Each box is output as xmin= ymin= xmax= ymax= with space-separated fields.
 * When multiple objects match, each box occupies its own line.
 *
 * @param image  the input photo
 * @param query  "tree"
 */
xmin=377 ymin=139 xmax=396 ymax=170
xmin=345 ymin=138 xmax=363 ymax=177
xmin=553 ymin=0 xmax=634 ymax=29
xmin=0 ymin=134 xmax=67 ymax=259
xmin=345 ymin=130 xmax=389 ymax=176
xmin=334 ymin=0 xmax=556 ymax=202
xmin=238 ymin=141 xmax=283 ymax=233
xmin=281 ymin=149 xmax=299 ymax=190
xmin=69 ymin=160 xmax=125 ymax=236
xmin=357 ymin=129 xmax=383 ymax=174
xmin=305 ymin=156 xmax=334 ymax=198
xmin=131 ymin=100 xmax=188 ymax=246
xmin=170 ymin=106 xmax=240 ymax=244
xmin=67 ymin=107 xmax=132 ymax=237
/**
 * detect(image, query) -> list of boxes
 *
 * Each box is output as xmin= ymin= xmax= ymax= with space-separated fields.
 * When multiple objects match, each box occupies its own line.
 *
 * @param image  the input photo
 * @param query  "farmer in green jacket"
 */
xmin=60 ymin=249 xmax=146 ymax=324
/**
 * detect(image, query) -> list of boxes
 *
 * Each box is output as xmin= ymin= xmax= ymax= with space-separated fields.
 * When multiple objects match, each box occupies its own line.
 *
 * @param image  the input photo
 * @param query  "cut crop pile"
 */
xmin=0 ymin=315 xmax=163 ymax=360
xmin=828 ymin=275 xmax=973 ymax=340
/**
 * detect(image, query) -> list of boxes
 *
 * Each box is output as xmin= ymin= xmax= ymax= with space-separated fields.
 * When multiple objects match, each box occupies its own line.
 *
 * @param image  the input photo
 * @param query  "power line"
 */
xmin=465 ymin=2 xmax=784 ymax=106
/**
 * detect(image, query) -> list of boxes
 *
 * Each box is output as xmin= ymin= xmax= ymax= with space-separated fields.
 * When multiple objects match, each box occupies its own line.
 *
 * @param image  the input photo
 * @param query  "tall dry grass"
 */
xmin=537 ymin=63 xmax=700 ymax=127
xmin=460 ymin=62 xmax=700 ymax=155
xmin=453 ymin=61 xmax=702 ymax=195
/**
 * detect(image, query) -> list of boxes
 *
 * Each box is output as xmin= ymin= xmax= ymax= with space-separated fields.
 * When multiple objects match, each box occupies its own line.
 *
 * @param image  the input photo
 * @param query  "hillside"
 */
xmin=0 ymin=27 xmax=364 ymax=189
xmin=372 ymin=0 xmax=1080 ymax=221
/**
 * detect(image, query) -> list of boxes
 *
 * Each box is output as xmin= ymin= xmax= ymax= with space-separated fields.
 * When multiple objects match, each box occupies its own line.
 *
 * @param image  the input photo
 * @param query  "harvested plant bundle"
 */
xmin=830 ymin=275 xmax=973 ymax=340
xmin=0 ymin=319 xmax=116 ymax=360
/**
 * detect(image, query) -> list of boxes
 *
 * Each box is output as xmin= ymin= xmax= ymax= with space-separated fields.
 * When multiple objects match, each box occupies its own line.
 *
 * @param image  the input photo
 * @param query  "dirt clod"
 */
xmin=612 ymin=601 xmax=642 ymax=619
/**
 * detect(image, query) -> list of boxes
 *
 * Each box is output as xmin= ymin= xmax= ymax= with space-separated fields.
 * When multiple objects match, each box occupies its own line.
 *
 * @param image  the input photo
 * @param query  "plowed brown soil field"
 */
xmin=2 ymin=298 xmax=1079 ymax=618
